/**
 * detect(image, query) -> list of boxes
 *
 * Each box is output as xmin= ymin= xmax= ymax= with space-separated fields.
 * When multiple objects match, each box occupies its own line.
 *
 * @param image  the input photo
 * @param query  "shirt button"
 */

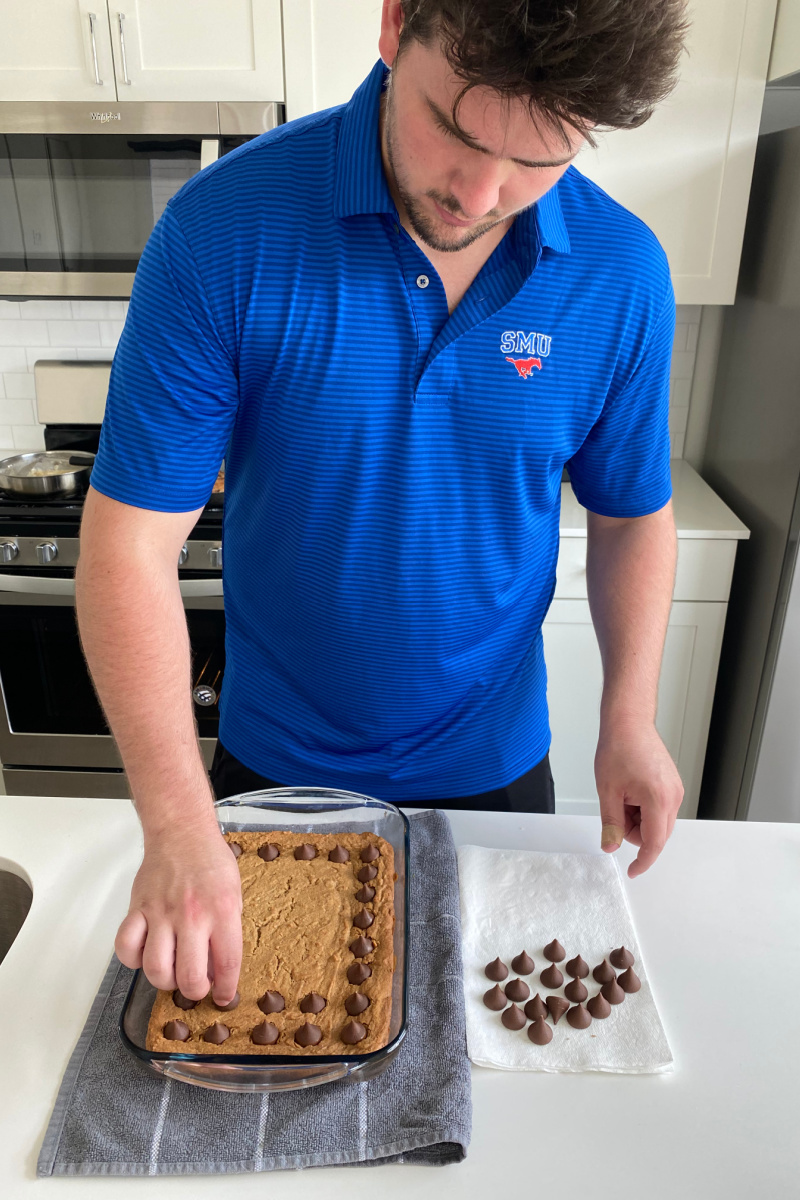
xmin=416 ymin=274 xmax=430 ymax=289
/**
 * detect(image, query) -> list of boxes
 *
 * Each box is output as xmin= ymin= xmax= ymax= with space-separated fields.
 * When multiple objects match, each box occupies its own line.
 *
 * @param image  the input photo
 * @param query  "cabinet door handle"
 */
xmin=117 ymin=12 xmax=132 ymax=86
xmin=87 ymin=12 xmax=103 ymax=85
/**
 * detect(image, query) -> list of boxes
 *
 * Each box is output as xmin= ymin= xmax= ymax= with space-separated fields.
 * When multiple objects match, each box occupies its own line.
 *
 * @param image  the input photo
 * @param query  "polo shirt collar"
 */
xmin=333 ymin=58 xmax=571 ymax=259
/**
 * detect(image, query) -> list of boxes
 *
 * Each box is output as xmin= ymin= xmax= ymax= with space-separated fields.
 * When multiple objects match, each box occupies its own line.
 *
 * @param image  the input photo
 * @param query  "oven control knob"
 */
xmin=208 ymin=544 xmax=222 ymax=568
xmin=35 ymin=541 xmax=58 ymax=565
xmin=193 ymin=684 xmax=217 ymax=706
xmin=178 ymin=544 xmax=188 ymax=566
xmin=0 ymin=541 xmax=19 ymax=563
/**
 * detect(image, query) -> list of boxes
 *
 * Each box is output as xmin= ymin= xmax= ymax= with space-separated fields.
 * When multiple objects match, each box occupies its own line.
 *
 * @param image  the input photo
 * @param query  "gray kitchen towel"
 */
xmin=37 ymin=809 xmax=470 ymax=1176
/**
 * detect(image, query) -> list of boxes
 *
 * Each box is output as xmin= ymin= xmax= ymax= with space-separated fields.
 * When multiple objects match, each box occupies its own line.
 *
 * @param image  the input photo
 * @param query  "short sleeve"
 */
xmin=566 ymin=275 xmax=675 ymax=518
xmin=91 ymin=204 xmax=239 ymax=513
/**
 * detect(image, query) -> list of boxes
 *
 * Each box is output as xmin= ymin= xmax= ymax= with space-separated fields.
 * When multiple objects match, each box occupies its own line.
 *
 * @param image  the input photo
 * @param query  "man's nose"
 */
xmin=448 ymin=160 xmax=506 ymax=219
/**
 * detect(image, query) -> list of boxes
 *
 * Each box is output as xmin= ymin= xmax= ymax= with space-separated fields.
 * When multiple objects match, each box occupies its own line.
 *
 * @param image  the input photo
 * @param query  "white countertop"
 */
xmin=560 ymin=459 xmax=750 ymax=539
xmin=1 ymin=796 xmax=797 ymax=1198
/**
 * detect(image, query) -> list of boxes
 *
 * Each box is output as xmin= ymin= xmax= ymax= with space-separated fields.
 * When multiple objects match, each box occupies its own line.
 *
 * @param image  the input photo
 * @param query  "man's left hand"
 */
xmin=594 ymin=720 xmax=684 ymax=878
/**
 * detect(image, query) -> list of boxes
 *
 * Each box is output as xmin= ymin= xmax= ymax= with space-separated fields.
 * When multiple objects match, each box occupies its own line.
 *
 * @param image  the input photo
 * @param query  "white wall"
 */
xmin=0 ymin=299 xmax=702 ymax=458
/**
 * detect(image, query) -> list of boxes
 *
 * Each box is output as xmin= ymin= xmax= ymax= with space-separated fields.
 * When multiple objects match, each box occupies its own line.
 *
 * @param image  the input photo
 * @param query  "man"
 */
xmin=76 ymin=0 xmax=689 ymax=1009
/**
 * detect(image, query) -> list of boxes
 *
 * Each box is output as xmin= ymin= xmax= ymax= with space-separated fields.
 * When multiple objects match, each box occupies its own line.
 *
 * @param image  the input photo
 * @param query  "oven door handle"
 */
xmin=0 ymin=576 xmax=224 ymax=598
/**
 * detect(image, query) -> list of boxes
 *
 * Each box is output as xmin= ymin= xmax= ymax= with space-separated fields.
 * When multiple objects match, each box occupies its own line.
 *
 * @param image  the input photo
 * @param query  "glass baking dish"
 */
xmin=119 ymin=788 xmax=410 ymax=1093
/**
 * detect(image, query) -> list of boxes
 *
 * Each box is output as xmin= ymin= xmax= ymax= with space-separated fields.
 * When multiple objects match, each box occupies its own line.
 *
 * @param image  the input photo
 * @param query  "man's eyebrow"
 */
xmin=425 ymin=97 xmax=577 ymax=169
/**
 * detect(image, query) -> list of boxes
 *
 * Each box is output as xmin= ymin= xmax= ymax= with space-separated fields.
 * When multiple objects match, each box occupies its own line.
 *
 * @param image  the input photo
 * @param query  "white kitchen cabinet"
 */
xmin=544 ymin=599 xmax=727 ymax=821
xmin=281 ymin=0 xmax=779 ymax=306
xmin=547 ymin=462 xmax=749 ymax=820
xmin=768 ymin=0 xmax=800 ymax=79
xmin=0 ymin=0 xmax=284 ymax=102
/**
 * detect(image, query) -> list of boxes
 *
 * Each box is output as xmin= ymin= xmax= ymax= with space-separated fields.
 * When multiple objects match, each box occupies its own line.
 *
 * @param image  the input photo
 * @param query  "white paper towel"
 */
xmin=457 ymin=844 xmax=674 ymax=1073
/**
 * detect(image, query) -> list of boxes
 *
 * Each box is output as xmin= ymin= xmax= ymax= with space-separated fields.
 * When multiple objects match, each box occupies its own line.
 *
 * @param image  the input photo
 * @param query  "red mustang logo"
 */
xmin=506 ymin=356 xmax=542 ymax=378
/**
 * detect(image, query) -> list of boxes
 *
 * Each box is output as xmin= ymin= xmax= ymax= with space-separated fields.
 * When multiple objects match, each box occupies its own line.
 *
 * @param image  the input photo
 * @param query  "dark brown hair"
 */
xmin=397 ymin=0 xmax=692 ymax=151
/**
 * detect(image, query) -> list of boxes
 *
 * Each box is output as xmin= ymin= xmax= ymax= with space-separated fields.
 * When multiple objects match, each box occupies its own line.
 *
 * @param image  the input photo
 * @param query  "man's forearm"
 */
xmin=75 ymin=541 xmax=217 ymax=843
xmin=585 ymin=501 xmax=677 ymax=727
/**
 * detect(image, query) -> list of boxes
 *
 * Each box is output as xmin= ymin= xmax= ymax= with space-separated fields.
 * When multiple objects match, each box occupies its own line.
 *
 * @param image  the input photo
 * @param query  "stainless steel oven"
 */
xmin=0 ymin=572 xmax=223 ymax=798
xmin=0 ymin=360 xmax=226 ymax=797
xmin=0 ymin=100 xmax=282 ymax=299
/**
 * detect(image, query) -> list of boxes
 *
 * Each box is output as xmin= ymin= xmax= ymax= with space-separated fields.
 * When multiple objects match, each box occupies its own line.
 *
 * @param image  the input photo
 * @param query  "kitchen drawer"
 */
xmin=555 ymin=536 xmax=738 ymax=602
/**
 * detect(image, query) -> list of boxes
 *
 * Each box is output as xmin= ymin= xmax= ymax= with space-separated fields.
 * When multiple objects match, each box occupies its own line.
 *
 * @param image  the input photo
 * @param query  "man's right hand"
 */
xmin=115 ymin=825 xmax=243 ymax=1008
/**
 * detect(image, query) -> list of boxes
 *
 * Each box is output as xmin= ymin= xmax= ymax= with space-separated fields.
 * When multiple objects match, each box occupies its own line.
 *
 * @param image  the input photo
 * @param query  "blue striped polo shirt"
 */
xmin=91 ymin=58 xmax=674 ymax=801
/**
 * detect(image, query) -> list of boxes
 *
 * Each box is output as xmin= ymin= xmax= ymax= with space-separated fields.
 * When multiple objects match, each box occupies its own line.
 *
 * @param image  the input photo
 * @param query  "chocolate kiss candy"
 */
xmin=610 ymin=945 xmax=635 ymax=970
xmin=360 ymin=844 xmax=380 ymax=862
xmin=257 ymin=842 xmax=279 ymax=862
xmin=540 ymin=964 xmax=564 ymax=989
xmin=163 ymin=1020 xmax=190 ymax=1041
xmin=587 ymin=992 xmax=612 ymax=1019
xmin=511 ymin=950 xmax=535 ymax=975
xmin=353 ymin=908 xmax=374 ymax=929
xmin=504 ymin=978 xmax=530 ymax=1003
xmin=299 ymin=992 xmax=327 ymax=1014
xmin=229 ymin=841 xmax=243 ymax=859
xmin=566 ymin=1003 xmax=592 ymax=1029
xmin=172 ymin=989 xmax=198 ymax=1010
xmin=527 ymin=1017 xmax=553 ymax=1045
xmin=501 ymin=1003 xmax=527 ymax=1030
xmin=345 ymin=992 xmax=370 ymax=1015
xmin=213 ymin=989 xmax=240 ymax=1011
xmin=601 ymin=978 xmax=626 ymax=1005
xmin=329 ymin=844 xmax=350 ymax=863
xmin=349 ymin=935 xmax=374 ymax=957
xmin=251 ymin=1021 xmax=279 ymax=1045
xmin=543 ymin=939 xmax=566 ymax=963
xmin=347 ymin=961 xmax=372 ymax=984
xmin=484 ymin=957 xmax=509 ymax=982
xmin=357 ymin=864 xmax=378 ymax=883
xmin=545 ymin=995 xmax=570 ymax=1025
xmin=294 ymin=843 xmax=317 ymax=860
xmin=294 ymin=1022 xmax=323 ymax=1047
xmin=355 ymin=884 xmax=375 ymax=902
xmin=618 ymin=967 xmax=641 ymax=993
xmin=564 ymin=977 xmax=588 ymax=1004
xmin=592 ymin=958 xmax=616 ymax=984
xmin=341 ymin=1020 xmax=368 ymax=1044
xmin=203 ymin=1022 xmax=230 ymax=1044
xmin=524 ymin=994 xmax=548 ymax=1022
xmin=257 ymin=990 xmax=285 ymax=1015
xmin=483 ymin=984 xmax=507 ymax=1011
xmin=565 ymin=954 xmax=589 ymax=979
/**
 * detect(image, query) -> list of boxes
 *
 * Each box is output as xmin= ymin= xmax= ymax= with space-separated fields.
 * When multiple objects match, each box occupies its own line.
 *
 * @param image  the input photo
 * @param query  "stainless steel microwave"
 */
xmin=0 ymin=100 xmax=283 ymax=299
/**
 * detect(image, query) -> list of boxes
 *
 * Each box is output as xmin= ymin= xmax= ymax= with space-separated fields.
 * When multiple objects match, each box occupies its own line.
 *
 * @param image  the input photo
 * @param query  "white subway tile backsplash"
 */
xmin=3 ymin=374 xmax=36 ymax=400
xmin=46 ymin=320 xmax=102 ymax=346
xmin=0 ymin=321 xmax=49 ymax=346
xmin=0 ymin=300 xmax=704 ymax=460
xmin=0 ymin=348 xmax=28 ymax=373
xmin=100 ymin=321 xmax=125 ymax=346
xmin=18 ymin=301 xmax=71 ymax=321
xmin=1 ymin=397 xmax=35 ymax=424
xmin=13 ymin=424 xmax=46 ymax=451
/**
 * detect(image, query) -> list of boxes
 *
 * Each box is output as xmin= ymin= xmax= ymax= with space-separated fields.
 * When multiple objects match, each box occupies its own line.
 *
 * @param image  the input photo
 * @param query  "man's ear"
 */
xmin=378 ymin=0 xmax=404 ymax=69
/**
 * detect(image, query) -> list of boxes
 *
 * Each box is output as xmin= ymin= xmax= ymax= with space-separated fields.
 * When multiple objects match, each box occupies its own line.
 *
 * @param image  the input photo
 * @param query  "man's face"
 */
xmin=380 ymin=35 xmax=586 ymax=253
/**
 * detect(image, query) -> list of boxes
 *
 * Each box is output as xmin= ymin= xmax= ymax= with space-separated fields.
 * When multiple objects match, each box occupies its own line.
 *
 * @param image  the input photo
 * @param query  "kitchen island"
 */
xmin=1 ymin=796 xmax=797 ymax=1198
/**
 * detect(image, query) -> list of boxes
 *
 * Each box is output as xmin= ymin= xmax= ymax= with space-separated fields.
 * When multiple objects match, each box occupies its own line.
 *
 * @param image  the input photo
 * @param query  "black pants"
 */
xmin=209 ymin=739 xmax=555 ymax=814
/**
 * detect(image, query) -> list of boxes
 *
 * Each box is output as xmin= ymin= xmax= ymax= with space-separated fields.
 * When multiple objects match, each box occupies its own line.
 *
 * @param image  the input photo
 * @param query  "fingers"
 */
xmin=627 ymin=801 xmax=668 ymax=879
xmin=115 ymin=909 xmax=148 ymax=969
xmin=208 ymin=911 xmax=244 ymax=1008
xmin=173 ymin=920 xmax=213 ymax=1002
xmin=141 ymin=922 xmax=178 ymax=993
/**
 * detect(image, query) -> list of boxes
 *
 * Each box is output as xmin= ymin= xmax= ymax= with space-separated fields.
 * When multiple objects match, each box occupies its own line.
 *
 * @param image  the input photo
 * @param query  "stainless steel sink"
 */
xmin=0 ymin=869 xmax=33 ymax=965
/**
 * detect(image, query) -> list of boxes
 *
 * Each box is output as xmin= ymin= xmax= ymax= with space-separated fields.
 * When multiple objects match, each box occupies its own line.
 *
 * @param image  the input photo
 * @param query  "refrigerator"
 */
xmin=699 ymin=72 xmax=800 ymax=822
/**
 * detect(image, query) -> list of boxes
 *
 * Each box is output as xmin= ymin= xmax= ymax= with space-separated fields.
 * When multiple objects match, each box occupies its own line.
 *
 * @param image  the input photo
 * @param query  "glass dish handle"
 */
xmin=161 ymin=1060 xmax=350 ymax=1092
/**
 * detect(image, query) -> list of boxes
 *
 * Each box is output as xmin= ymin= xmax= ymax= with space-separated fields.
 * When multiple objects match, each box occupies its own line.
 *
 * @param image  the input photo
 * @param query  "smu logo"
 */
xmin=501 ymin=330 xmax=552 ymax=378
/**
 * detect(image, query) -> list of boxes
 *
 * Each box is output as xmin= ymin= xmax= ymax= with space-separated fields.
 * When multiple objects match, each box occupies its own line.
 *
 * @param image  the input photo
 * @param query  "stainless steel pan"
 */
xmin=0 ymin=450 xmax=95 ymax=496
